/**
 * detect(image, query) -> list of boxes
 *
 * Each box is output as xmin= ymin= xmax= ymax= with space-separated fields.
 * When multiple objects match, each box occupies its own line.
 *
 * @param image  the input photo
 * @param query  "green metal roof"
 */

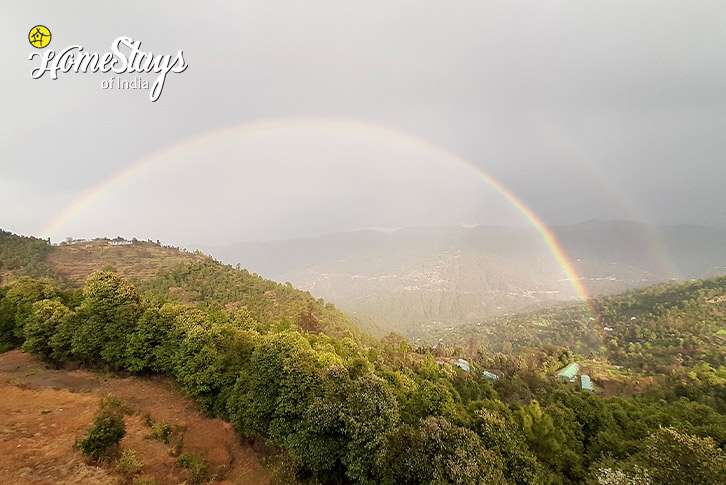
xmin=581 ymin=375 xmax=593 ymax=391
xmin=556 ymin=363 xmax=580 ymax=379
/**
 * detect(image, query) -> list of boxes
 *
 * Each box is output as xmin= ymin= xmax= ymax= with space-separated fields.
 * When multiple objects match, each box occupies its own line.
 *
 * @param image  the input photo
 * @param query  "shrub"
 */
xmin=77 ymin=397 xmax=126 ymax=460
xmin=146 ymin=423 xmax=172 ymax=444
xmin=177 ymin=452 xmax=209 ymax=483
xmin=115 ymin=449 xmax=144 ymax=478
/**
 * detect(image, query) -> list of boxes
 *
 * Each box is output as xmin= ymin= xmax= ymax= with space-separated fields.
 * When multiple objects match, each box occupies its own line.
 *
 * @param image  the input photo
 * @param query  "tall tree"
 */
xmin=72 ymin=271 xmax=142 ymax=367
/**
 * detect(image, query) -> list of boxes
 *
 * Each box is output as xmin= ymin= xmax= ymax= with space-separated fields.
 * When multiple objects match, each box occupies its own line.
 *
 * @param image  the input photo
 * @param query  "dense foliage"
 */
xmin=138 ymin=259 xmax=365 ymax=342
xmin=2 ymin=270 xmax=726 ymax=483
xmin=0 ymin=229 xmax=60 ymax=282
xmin=595 ymin=277 xmax=726 ymax=370
xmin=447 ymin=304 xmax=601 ymax=356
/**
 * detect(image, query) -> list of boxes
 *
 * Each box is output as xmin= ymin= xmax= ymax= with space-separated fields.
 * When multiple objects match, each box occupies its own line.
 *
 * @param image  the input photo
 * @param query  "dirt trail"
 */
xmin=0 ymin=350 xmax=270 ymax=484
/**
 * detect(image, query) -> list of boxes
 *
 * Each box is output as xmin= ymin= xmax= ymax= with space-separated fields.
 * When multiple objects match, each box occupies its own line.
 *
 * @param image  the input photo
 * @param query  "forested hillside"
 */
xmin=438 ymin=303 xmax=601 ymax=357
xmin=0 ymin=232 xmax=363 ymax=343
xmin=594 ymin=277 xmax=726 ymax=370
xmin=0 ymin=229 xmax=60 ymax=282
xmin=1 ymin=229 xmax=726 ymax=484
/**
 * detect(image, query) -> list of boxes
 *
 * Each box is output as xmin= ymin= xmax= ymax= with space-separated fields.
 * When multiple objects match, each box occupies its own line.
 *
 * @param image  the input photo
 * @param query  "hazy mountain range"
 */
xmin=200 ymin=221 xmax=726 ymax=335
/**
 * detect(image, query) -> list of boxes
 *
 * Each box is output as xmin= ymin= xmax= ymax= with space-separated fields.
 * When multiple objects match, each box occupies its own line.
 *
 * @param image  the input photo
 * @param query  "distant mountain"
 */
xmin=555 ymin=220 xmax=726 ymax=282
xmin=202 ymin=221 xmax=726 ymax=336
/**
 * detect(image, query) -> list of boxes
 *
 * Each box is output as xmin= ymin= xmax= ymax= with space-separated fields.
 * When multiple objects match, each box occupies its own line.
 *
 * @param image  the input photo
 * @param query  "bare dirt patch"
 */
xmin=0 ymin=350 xmax=270 ymax=484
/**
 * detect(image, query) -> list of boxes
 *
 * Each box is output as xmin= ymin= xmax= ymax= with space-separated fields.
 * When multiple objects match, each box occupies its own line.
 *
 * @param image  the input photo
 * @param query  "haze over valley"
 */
xmin=203 ymin=220 xmax=726 ymax=336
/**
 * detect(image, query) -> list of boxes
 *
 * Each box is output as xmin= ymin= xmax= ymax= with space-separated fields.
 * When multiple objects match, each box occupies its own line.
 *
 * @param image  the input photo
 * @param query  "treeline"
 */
xmin=3 ymin=272 xmax=726 ymax=483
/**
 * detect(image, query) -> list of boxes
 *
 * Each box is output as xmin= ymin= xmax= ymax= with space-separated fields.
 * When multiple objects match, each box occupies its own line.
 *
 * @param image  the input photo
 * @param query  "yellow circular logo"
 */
xmin=29 ymin=25 xmax=52 ymax=48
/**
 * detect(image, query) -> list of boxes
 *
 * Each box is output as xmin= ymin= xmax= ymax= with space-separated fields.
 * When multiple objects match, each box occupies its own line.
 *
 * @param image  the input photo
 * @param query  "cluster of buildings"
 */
xmin=108 ymin=239 xmax=134 ymax=246
xmin=433 ymin=358 xmax=593 ymax=391
xmin=556 ymin=362 xmax=593 ymax=392
xmin=434 ymin=357 xmax=501 ymax=382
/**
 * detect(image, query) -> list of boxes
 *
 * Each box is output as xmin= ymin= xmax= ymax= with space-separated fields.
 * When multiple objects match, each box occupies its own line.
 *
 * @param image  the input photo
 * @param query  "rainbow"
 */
xmin=41 ymin=117 xmax=596 ymax=316
xmin=535 ymin=121 xmax=681 ymax=280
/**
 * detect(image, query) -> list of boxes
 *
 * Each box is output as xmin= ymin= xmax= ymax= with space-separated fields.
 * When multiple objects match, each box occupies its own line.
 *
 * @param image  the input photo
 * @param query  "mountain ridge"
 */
xmin=196 ymin=221 xmax=726 ymax=335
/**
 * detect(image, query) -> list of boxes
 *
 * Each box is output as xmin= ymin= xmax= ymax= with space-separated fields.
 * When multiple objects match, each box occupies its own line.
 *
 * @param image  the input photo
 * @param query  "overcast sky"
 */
xmin=2 ymin=1 xmax=725 ymax=246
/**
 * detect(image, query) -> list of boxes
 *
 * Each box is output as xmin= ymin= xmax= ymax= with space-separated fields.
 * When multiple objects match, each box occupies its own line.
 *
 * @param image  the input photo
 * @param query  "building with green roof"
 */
xmin=580 ymin=375 xmax=593 ymax=392
xmin=556 ymin=363 xmax=580 ymax=382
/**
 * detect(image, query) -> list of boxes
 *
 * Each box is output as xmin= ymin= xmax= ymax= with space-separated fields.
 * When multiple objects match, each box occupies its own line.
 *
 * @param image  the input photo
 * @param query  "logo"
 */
xmin=29 ymin=25 xmax=52 ymax=48
xmin=28 ymin=31 xmax=188 ymax=102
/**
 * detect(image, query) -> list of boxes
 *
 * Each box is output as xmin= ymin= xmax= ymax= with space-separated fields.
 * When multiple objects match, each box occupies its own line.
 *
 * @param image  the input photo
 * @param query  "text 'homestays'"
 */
xmin=29 ymin=36 xmax=188 ymax=102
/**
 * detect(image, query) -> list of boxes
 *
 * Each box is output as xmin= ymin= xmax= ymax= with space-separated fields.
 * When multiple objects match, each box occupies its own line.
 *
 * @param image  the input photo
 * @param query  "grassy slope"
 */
xmin=45 ymin=239 xmax=205 ymax=286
